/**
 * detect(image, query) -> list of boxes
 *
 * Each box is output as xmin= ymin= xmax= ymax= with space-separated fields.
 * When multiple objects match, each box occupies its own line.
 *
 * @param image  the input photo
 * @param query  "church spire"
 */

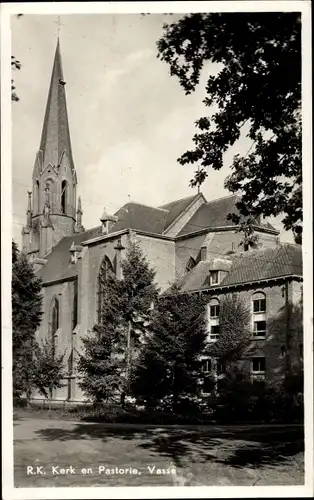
xmin=24 ymin=38 xmax=78 ymax=259
xmin=74 ymin=196 xmax=84 ymax=233
xmin=39 ymin=39 xmax=74 ymax=172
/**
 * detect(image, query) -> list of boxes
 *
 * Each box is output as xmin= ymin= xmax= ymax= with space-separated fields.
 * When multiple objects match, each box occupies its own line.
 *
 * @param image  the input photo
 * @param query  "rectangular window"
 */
xmin=210 ymin=271 xmax=219 ymax=285
xmin=253 ymin=298 xmax=266 ymax=313
xmin=201 ymin=358 xmax=214 ymax=393
xmin=252 ymin=357 xmax=266 ymax=373
xmin=210 ymin=325 xmax=220 ymax=340
xmin=253 ymin=320 xmax=266 ymax=337
xmin=210 ymin=305 xmax=220 ymax=318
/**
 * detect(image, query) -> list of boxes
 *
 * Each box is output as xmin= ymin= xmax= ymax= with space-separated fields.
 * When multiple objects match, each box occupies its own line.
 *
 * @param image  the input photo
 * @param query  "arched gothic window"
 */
xmin=97 ymin=256 xmax=115 ymax=323
xmin=61 ymin=180 xmax=68 ymax=214
xmin=36 ymin=179 xmax=40 ymax=213
xmin=73 ymin=184 xmax=76 ymax=217
xmin=50 ymin=297 xmax=59 ymax=357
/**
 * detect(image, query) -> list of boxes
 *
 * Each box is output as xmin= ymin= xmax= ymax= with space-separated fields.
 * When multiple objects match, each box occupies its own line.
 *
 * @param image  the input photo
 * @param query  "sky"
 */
xmin=11 ymin=13 xmax=293 ymax=247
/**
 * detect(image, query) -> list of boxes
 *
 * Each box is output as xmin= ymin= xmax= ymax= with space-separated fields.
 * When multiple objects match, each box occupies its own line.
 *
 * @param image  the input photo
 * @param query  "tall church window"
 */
xmin=36 ymin=179 xmax=40 ymax=213
xmin=97 ymin=256 xmax=114 ymax=323
xmin=61 ymin=180 xmax=68 ymax=214
xmin=50 ymin=297 xmax=59 ymax=357
xmin=73 ymin=184 xmax=76 ymax=217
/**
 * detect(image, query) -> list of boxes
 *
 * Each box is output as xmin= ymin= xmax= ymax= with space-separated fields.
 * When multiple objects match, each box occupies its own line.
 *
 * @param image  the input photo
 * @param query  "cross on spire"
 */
xmin=54 ymin=15 xmax=63 ymax=39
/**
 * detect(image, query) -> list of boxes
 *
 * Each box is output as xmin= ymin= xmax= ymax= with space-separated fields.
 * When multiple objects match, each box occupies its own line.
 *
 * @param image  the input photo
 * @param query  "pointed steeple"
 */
xmin=39 ymin=39 xmax=74 ymax=171
xmin=74 ymin=196 xmax=84 ymax=233
xmin=77 ymin=195 xmax=82 ymax=214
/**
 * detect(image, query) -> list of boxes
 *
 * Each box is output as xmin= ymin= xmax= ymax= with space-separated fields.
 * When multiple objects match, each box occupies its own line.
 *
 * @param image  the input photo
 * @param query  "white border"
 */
xmin=1 ymin=2 xmax=313 ymax=499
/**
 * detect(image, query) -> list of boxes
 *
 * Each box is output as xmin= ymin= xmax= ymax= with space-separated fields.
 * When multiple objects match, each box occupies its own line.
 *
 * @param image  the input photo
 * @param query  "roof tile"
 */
xmin=178 ymin=244 xmax=302 ymax=292
xmin=178 ymin=195 xmax=277 ymax=235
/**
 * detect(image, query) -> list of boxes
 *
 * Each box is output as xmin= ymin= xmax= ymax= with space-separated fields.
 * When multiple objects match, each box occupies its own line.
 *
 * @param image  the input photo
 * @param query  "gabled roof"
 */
xmin=159 ymin=193 xmax=200 ymax=229
xmin=111 ymin=203 xmax=169 ymax=234
xmin=39 ymin=39 xmax=75 ymax=171
xmin=178 ymin=195 xmax=277 ymax=236
xmin=178 ymin=244 xmax=302 ymax=293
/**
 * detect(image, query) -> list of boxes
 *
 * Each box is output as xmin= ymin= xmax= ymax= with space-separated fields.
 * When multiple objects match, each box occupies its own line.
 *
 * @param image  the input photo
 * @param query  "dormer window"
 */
xmin=210 ymin=271 xmax=219 ymax=285
xmin=61 ymin=180 xmax=68 ymax=214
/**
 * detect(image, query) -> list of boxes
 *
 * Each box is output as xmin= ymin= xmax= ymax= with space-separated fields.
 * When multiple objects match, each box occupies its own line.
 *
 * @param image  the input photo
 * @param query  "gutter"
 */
xmin=81 ymin=229 xmax=129 ymax=246
xmin=82 ymin=228 xmax=175 ymax=246
xmin=179 ymin=274 xmax=303 ymax=295
xmin=42 ymin=274 xmax=77 ymax=288
xmin=176 ymin=224 xmax=279 ymax=240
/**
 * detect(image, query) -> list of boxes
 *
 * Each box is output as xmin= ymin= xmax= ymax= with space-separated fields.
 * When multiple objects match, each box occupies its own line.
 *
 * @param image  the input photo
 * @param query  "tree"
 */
xmin=12 ymin=241 xmax=43 ymax=398
xmin=157 ymin=13 xmax=302 ymax=241
xmin=132 ymin=284 xmax=208 ymax=412
xmin=11 ymin=56 xmax=21 ymax=102
xmin=207 ymin=293 xmax=251 ymax=367
xmin=78 ymin=241 xmax=159 ymax=404
xmin=12 ymin=15 xmax=23 ymax=101
xmin=31 ymin=338 xmax=67 ymax=399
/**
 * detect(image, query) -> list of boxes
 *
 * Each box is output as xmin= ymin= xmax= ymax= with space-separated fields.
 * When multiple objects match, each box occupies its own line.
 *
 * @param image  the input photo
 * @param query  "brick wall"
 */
xmin=34 ymin=279 xmax=77 ymax=400
xmin=135 ymin=234 xmax=175 ymax=291
xmin=203 ymin=279 xmax=303 ymax=384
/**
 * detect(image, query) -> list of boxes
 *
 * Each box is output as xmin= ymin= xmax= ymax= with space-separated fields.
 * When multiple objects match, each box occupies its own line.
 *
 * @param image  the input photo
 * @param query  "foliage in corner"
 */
xmin=11 ymin=56 xmax=21 ymax=102
xmin=157 ymin=13 xmax=301 ymax=241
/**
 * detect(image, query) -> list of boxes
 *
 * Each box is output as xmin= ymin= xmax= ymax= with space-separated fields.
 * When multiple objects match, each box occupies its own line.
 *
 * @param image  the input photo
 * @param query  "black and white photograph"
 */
xmin=1 ymin=1 xmax=313 ymax=498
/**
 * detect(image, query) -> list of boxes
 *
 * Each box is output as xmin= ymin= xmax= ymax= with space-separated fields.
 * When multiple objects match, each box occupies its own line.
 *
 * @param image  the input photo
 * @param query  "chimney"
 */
xmin=70 ymin=242 xmax=83 ymax=263
xmin=200 ymin=246 xmax=207 ymax=261
xmin=100 ymin=207 xmax=118 ymax=235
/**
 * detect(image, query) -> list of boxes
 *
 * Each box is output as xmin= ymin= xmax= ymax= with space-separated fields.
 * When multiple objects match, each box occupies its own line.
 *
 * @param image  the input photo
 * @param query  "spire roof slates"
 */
xmin=39 ymin=40 xmax=75 ymax=172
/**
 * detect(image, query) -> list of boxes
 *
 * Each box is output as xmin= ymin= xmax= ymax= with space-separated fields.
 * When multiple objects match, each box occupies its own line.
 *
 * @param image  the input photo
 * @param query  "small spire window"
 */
xmin=36 ymin=179 xmax=40 ymax=213
xmin=61 ymin=180 xmax=68 ymax=214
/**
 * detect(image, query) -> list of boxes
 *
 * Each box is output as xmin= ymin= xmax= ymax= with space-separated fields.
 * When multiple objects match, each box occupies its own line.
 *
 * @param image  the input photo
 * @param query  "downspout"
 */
xmin=285 ymin=279 xmax=292 ymax=383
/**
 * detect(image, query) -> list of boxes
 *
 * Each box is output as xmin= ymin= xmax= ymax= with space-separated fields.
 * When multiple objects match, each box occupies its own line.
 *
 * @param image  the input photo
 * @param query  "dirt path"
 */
xmin=13 ymin=416 xmax=304 ymax=487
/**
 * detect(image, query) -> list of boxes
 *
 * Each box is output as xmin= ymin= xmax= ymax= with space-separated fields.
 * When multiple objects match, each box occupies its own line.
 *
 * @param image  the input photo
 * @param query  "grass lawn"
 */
xmin=14 ymin=412 xmax=304 ymax=488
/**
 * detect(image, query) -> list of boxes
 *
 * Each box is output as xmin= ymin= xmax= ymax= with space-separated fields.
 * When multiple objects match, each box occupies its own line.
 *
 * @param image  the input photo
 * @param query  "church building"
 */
xmin=22 ymin=41 xmax=303 ymax=402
